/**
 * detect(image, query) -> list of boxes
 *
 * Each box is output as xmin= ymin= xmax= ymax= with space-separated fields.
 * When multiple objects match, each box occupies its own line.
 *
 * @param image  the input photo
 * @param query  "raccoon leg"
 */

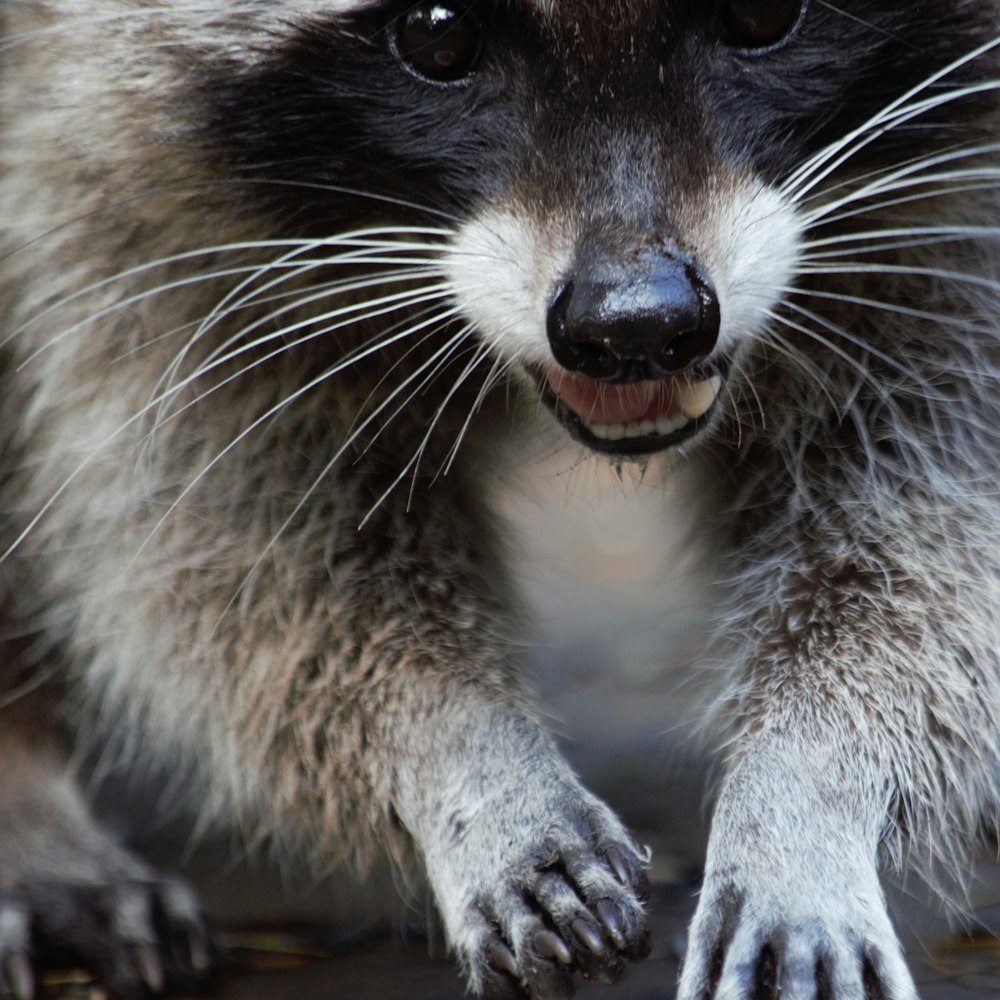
xmin=675 ymin=542 xmax=989 ymax=1000
xmin=677 ymin=736 xmax=916 ymax=1000
xmin=347 ymin=508 xmax=652 ymax=996
xmin=121 ymin=467 xmax=652 ymax=1000
xmin=0 ymin=691 xmax=214 ymax=999
xmin=219 ymin=624 xmax=652 ymax=999
xmin=391 ymin=703 xmax=652 ymax=998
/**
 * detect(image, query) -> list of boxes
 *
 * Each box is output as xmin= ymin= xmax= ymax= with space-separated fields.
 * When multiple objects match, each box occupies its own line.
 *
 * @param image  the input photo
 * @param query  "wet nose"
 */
xmin=546 ymin=247 xmax=720 ymax=382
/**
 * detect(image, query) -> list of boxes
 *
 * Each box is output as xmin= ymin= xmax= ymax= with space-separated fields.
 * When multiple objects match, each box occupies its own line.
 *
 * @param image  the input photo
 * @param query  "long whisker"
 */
xmin=209 ymin=320 xmax=476 ymax=633
xmin=187 ymin=260 xmax=446 ymax=371
xmin=803 ymin=156 xmax=1000 ymax=228
xmin=164 ymin=274 xmax=450 ymax=403
xmin=147 ymin=283 xmax=454 ymax=446
xmin=802 ymin=223 xmax=1000 ymax=257
xmin=795 ymin=261 xmax=1000 ymax=298
xmin=351 ymin=316 xmax=474 ymax=461
xmin=5 ymin=223 xmax=452 ymax=360
xmin=366 ymin=332 xmax=488 ymax=528
xmin=440 ymin=352 xmax=512 ymax=480
xmin=159 ymin=238 xmax=448 ymax=398
xmin=0 ymin=284 xmax=458 ymax=563
xmin=764 ymin=306 xmax=911 ymax=405
xmin=782 ymin=35 xmax=1000 ymax=201
xmin=807 ymin=178 xmax=1000 ymax=234
xmin=7 ymin=242 xmax=317 ymax=360
xmin=132 ymin=302 xmax=467 ymax=564
xmin=152 ymin=267 xmax=446 ymax=420
xmin=780 ymin=281 xmax=993 ymax=334
xmin=190 ymin=229 xmax=452 ymax=343
xmin=117 ymin=268 xmax=440 ymax=397
xmin=405 ymin=339 xmax=495 ymax=506
xmin=758 ymin=329 xmax=842 ymax=413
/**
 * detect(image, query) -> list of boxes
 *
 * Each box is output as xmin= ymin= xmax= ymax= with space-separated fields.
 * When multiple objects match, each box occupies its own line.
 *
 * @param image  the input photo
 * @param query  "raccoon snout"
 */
xmin=546 ymin=247 xmax=720 ymax=382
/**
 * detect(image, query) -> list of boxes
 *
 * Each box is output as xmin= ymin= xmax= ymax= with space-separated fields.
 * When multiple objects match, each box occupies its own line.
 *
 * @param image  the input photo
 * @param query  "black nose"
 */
xmin=546 ymin=248 xmax=720 ymax=382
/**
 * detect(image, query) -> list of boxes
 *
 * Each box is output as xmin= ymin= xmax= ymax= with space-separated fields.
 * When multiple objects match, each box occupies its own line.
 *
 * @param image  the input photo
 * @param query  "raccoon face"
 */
xmin=208 ymin=0 xmax=998 ymax=458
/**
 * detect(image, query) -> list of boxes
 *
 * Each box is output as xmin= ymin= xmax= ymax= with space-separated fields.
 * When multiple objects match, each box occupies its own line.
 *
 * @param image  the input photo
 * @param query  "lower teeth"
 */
xmin=588 ymin=412 xmax=689 ymax=441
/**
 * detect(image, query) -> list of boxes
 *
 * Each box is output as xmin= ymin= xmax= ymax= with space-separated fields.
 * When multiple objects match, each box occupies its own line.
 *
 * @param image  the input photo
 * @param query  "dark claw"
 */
xmin=595 ymin=900 xmax=626 ymax=950
xmin=862 ymin=952 xmax=888 ymax=1000
xmin=3 ymin=954 xmax=33 ymax=1000
xmin=605 ymin=845 xmax=631 ymax=887
xmin=0 ymin=899 xmax=33 ymax=1000
xmin=755 ymin=943 xmax=779 ymax=1000
xmin=604 ymin=844 xmax=650 ymax=902
xmin=187 ymin=929 xmax=212 ymax=976
xmin=627 ymin=920 xmax=653 ymax=963
xmin=487 ymin=940 xmax=520 ymax=979
xmin=134 ymin=942 xmax=165 ymax=993
xmin=816 ymin=954 xmax=834 ymax=1000
xmin=534 ymin=930 xmax=572 ymax=965
xmin=571 ymin=918 xmax=606 ymax=957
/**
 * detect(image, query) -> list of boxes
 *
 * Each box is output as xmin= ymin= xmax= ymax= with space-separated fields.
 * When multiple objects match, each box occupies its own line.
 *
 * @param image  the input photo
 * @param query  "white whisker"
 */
xmin=167 ymin=277 xmax=450 ymax=402
xmin=803 ymin=223 xmax=1000 ymax=256
xmin=795 ymin=261 xmax=1000 ymax=297
xmin=764 ymin=305 xmax=911 ymax=405
xmin=133 ymin=304 xmax=467 ymax=565
xmin=781 ymin=282 xmax=992 ymax=334
xmin=440 ymin=353 xmax=511 ymax=479
xmin=784 ymin=35 xmax=1000 ymax=200
xmin=209 ymin=320 xmax=475 ymax=631
xmin=804 ymin=154 xmax=1000 ymax=228
xmin=147 ymin=284 xmax=454 ymax=447
xmin=189 ymin=227 xmax=452 ymax=343
xmin=371 ymin=333 xmax=488 ymax=527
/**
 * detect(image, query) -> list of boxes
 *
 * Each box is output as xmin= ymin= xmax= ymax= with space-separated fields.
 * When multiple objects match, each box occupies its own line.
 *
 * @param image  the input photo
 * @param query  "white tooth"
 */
xmin=677 ymin=375 xmax=722 ymax=420
xmin=606 ymin=423 xmax=626 ymax=440
xmin=655 ymin=412 xmax=688 ymax=436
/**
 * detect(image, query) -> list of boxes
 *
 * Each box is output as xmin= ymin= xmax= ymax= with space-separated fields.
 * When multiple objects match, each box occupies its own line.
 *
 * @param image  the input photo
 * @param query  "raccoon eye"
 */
xmin=720 ymin=0 xmax=804 ymax=49
xmin=392 ymin=3 xmax=481 ymax=83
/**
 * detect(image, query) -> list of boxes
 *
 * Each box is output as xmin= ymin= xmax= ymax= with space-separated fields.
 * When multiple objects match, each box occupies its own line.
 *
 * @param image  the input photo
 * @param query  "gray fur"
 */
xmin=1 ymin=1 xmax=999 ymax=999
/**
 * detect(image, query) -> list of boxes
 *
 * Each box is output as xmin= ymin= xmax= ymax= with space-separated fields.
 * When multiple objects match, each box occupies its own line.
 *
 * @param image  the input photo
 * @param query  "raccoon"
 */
xmin=1 ymin=0 xmax=999 ymax=998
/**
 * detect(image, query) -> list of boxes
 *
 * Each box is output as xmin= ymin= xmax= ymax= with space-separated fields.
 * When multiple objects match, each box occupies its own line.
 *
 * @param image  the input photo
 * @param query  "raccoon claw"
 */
xmin=570 ymin=917 xmax=604 ymax=957
xmin=0 ymin=877 xmax=216 ymax=999
xmin=0 ymin=898 xmax=33 ymax=1000
xmin=677 ymin=881 xmax=918 ymax=1000
xmin=603 ymin=844 xmax=650 ymax=902
xmin=533 ymin=930 xmax=572 ymax=965
xmin=129 ymin=941 xmax=165 ymax=994
xmin=485 ymin=935 xmax=575 ymax=1000
xmin=474 ymin=838 xmax=649 ymax=995
xmin=2 ymin=953 xmax=33 ymax=1000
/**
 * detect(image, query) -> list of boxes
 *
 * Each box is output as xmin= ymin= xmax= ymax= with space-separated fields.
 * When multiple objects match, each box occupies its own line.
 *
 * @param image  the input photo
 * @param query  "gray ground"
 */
xmin=125 ymin=806 xmax=1000 ymax=1000
xmin=75 ymin=454 xmax=1000 ymax=999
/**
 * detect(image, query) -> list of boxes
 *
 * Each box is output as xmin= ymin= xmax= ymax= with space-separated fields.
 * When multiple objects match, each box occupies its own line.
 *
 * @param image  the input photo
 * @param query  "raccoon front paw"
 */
xmin=0 ymin=878 xmax=215 ymax=999
xmin=438 ymin=804 xmax=651 ymax=999
xmin=477 ymin=840 xmax=651 ymax=999
xmin=676 ymin=875 xmax=917 ymax=1000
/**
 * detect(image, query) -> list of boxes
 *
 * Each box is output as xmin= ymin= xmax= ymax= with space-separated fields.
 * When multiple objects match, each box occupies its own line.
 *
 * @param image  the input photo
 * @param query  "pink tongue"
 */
xmin=547 ymin=369 xmax=679 ymax=424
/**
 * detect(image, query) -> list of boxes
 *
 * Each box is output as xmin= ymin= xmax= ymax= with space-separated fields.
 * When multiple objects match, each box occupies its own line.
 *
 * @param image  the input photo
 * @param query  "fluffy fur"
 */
xmin=1 ymin=1 xmax=1000 ymax=998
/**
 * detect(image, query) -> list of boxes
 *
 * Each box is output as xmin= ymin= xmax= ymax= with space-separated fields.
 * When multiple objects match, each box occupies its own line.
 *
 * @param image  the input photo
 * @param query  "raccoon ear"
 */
xmin=719 ymin=0 xmax=804 ymax=50
xmin=391 ymin=2 xmax=482 ymax=84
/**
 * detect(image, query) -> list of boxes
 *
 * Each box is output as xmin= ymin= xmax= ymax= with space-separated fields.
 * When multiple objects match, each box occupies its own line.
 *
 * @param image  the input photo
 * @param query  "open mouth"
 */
xmin=536 ymin=366 xmax=724 ymax=456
